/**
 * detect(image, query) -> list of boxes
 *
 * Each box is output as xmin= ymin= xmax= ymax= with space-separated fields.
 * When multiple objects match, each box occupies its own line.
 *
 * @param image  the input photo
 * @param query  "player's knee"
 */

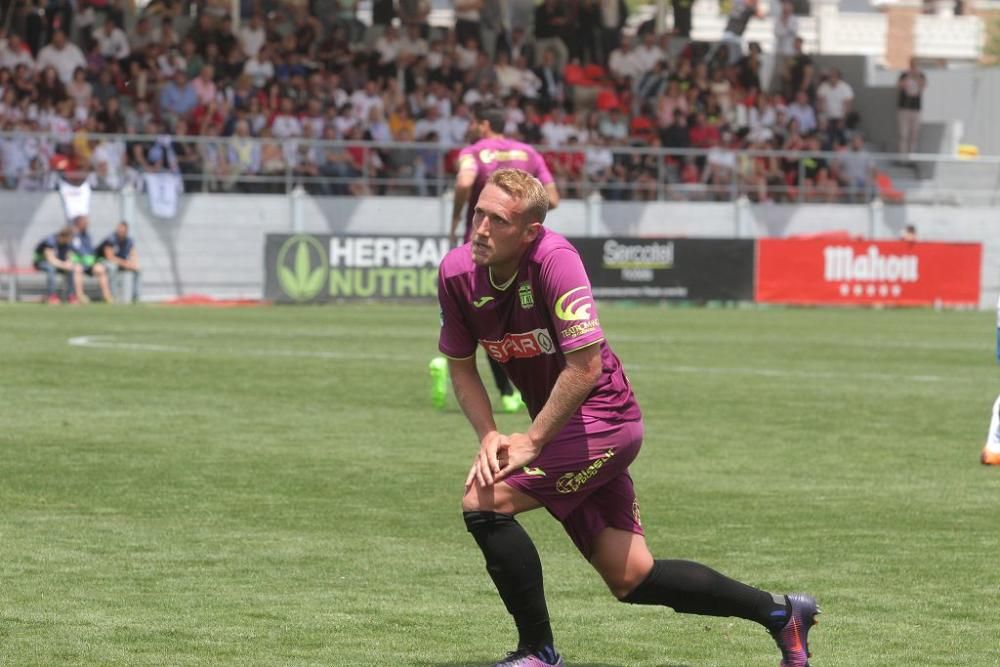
xmin=609 ymin=573 xmax=647 ymax=601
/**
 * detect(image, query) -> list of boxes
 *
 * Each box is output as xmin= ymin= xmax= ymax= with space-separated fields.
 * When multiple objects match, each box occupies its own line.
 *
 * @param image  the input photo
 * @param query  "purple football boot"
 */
xmin=492 ymin=648 xmax=564 ymax=667
xmin=770 ymin=593 xmax=820 ymax=667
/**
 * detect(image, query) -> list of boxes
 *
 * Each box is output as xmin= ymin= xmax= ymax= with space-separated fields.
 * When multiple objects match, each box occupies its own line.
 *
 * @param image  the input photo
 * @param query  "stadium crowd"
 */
xmin=0 ymin=0 xmax=880 ymax=202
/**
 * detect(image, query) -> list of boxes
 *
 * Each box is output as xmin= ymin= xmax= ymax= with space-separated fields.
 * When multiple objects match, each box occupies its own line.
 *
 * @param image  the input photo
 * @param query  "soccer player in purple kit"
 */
xmin=443 ymin=105 xmax=561 ymax=414
xmin=437 ymin=169 xmax=820 ymax=667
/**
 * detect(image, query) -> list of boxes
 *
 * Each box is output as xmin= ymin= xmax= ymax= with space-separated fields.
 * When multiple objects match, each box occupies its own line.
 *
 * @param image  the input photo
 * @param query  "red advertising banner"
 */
xmin=756 ymin=239 xmax=982 ymax=306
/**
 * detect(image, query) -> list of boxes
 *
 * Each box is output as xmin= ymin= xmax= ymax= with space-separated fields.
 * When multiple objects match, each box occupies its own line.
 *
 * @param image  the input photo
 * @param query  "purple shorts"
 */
xmin=505 ymin=418 xmax=644 ymax=559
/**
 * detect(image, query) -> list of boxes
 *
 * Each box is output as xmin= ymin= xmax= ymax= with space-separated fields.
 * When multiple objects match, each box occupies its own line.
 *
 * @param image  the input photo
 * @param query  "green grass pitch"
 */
xmin=2 ymin=302 xmax=999 ymax=666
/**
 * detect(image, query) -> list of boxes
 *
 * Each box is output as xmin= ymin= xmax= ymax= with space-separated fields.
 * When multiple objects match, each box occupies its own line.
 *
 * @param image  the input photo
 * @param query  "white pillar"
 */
xmin=289 ymin=185 xmax=306 ymax=232
xmin=815 ymin=0 xmax=840 ymax=55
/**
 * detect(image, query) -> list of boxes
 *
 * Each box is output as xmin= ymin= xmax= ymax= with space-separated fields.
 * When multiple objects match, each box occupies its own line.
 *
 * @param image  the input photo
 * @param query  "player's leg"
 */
xmin=588 ymin=518 xmax=819 ymax=666
xmin=980 ymin=393 xmax=1000 ymax=465
xmin=463 ymin=480 xmax=562 ymax=666
xmin=487 ymin=356 xmax=523 ymax=413
xmin=92 ymin=263 xmax=113 ymax=302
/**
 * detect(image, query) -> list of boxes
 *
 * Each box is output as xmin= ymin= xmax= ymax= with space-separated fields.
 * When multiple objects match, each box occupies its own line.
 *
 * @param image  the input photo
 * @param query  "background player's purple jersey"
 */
xmin=457 ymin=137 xmax=555 ymax=242
xmin=438 ymin=227 xmax=641 ymax=423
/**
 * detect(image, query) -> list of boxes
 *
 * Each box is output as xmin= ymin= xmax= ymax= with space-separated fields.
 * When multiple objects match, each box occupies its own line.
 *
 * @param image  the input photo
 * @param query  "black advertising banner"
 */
xmin=264 ymin=234 xmax=754 ymax=303
xmin=264 ymin=233 xmax=449 ymax=302
xmin=568 ymin=238 xmax=755 ymax=301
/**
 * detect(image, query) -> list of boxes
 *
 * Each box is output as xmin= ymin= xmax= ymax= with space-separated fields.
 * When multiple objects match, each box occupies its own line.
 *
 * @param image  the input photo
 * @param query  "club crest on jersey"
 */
xmin=480 ymin=328 xmax=555 ymax=363
xmin=518 ymin=281 xmax=534 ymax=309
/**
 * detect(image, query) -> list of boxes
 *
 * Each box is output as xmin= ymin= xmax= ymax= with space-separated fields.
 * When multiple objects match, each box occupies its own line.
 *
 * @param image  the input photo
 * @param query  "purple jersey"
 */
xmin=457 ymin=137 xmax=555 ymax=242
xmin=438 ymin=227 xmax=641 ymax=423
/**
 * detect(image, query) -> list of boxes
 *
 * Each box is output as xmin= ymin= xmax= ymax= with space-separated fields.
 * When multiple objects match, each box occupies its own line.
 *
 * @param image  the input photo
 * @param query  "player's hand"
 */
xmin=494 ymin=432 xmax=543 ymax=483
xmin=465 ymin=430 xmax=504 ymax=490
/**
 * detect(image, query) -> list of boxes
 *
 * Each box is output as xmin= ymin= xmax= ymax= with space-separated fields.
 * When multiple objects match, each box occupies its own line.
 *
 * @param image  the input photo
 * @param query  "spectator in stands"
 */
xmin=34 ymin=226 xmax=85 ymax=304
xmin=534 ymin=0 xmax=570 ymax=70
xmin=191 ymin=64 xmax=218 ymax=107
xmin=709 ymin=0 xmax=761 ymax=66
xmin=834 ymin=132 xmax=875 ymax=202
xmin=95 ymin=221 xmax=140 ymax=303
xmin=454 ymin=0 xmax=483 ymax=50
xmin=816 ymin=68 xmax=853 ymax=130
xmin=786 ymin=36 xmax=814 ymax=100
xmin=93 ymin=18 xmax=131 ymax=62
xmin=900 ymin=224 xmax=917 ymax=242
xmin=772 ymin=1 xmax=797 ymax=93
xmin=238 ymin=13 xmax=266 ymax=59
xmin=786 ymin=90 xmax=817 ymax=135
xmin=159 ymin=70 xmax=198 ymax=128
xmin=0 ymin=34 xmax=35 ymax=70
xmin=505 ymin=26 xmax=535 ymax=67
xmin=38 ymin=30 xmax=87 ymax=84
xmin=243 ymin=43 xmax=275 ymax=89
xmin=598 ymin=0 xmax=628 ymax=63
xmin=608 ymin=35 xmax=642 ymax=84
xmin=672 ymin=0 xmax=694 ymax=38
xmin=897 ymin=57 xmax=926 ymax=156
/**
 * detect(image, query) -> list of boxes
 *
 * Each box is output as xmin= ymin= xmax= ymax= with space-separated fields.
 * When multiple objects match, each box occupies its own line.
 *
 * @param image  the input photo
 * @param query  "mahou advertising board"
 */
xmin=756 ymin=239 xmax=982 ymax=306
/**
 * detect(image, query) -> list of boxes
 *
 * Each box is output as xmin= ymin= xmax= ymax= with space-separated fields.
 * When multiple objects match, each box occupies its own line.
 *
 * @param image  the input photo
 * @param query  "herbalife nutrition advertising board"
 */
xmin=265 ymin=234 xmax=756 ymax=303
xmin=264 ymin=233 xmax=449 ymax=303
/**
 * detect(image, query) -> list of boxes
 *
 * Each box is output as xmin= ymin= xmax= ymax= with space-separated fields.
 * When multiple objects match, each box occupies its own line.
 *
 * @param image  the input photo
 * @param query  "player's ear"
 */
xmin=522 ymin=221 xmax=541 ymax=242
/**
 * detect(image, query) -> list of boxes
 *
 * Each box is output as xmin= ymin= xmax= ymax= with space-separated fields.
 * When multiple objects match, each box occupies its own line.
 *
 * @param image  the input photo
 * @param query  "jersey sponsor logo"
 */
xmin=554 ymin=286 xmax=594 ymax=321
xmin=560 ymin=318 xmax=600 ymax=341
xmin=518 ymin=282 xmax=534 ymax=309
xmin=480 ymin=328 xmax=556 ymax=363
xmin=472 ymin=295 xmax=495 ymax=308
xmin=522 ymin=466 xmax=546 ymax=477
xmin=478 ymin=148 xmax=529 ymax=165
xmin=556 ymin=449 xmax=616 ymax=494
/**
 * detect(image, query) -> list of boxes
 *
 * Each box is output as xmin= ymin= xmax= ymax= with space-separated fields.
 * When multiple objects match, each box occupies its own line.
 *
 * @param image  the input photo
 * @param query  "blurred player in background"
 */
xmin=95 ymin=221 xmax=142 ymax=303
xmin=438 ymin=168 xmax=819 ymax=667
xmin=34 ymin=226 xmax=85 ymax=304
xmin=981 ymin=393 xmax=1000 ymax=465
xmin=431 ymin=106 xmax=560 ymax=413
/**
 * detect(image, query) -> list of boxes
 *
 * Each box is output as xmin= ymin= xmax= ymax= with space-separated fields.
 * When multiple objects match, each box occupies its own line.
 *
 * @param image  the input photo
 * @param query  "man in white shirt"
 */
xmin=239 ymin=14 xmax=267 ymax=59
xmin=398 ymin=23 xmax=429 ymax=64
xmin=92 ymin=20 xmax=131 ymax=62
xmin=243 ymin=45 xmax=276 ymax=89
xmin=816 ymin=68 xmax=853 ymax=124
xmin=632 ymin=31 xmax=665 ymax=79
xmin=0 ymin=34 xmax=36 ymax=70
xmin=37 ymin=30 xmax=87 ymax=84
xmin=608 ymin=36 xmax=643 ymax=83
xmin=540 ymin=107 xmax=575 ymax=147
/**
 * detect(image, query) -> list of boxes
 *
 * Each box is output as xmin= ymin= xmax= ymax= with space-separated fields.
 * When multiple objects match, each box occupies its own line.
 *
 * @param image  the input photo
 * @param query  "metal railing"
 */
xmin=2 ymin=131 xmax=998 ymax=206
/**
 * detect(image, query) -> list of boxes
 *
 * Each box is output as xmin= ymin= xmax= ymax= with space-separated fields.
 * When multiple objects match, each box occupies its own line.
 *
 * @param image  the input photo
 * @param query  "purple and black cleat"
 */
xmin=491 ymin=648 xmax=565 ymax=667
xmin=770 ymin=593 xmax=821 ymax=667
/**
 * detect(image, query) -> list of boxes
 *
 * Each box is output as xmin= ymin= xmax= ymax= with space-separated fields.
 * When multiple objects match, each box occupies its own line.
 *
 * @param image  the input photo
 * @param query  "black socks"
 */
xmin=622 ymin=559 xmax=790 ymax=631
xmin=464 ymin=511 xmax=554 ymax=651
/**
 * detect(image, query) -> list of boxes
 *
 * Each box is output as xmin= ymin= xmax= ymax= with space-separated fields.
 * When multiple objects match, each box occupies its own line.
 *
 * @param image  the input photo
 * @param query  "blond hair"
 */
xmin=487 ymin=168 xmax=549 ymax=226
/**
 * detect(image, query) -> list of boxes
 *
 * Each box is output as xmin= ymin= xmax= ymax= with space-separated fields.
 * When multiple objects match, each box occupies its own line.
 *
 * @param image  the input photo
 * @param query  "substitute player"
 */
xmin=438 ymin=169 xmax=819 ymax=667
xmin=434 ymin=106 xmax=561 ymax=414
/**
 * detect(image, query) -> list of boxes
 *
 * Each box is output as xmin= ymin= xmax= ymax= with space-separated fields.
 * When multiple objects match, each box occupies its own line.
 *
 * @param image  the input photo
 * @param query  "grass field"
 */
xmin=2 ymin=303 xmax=999 ymax=666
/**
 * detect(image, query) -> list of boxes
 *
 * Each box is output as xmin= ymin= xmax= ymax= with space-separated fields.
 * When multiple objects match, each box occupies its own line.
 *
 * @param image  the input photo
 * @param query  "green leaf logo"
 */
xmin=277 ymin=235 xmax=328 ymax=301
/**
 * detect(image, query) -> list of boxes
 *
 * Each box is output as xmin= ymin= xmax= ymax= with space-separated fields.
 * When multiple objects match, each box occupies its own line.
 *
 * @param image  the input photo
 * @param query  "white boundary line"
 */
xmin=68 ymin=334 xmax=956 ymax=383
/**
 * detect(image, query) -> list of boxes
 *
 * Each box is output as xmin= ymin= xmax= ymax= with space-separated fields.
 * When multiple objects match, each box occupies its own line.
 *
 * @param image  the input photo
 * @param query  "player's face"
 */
xmin=470 ymin=184 xmax=539 ymax=274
